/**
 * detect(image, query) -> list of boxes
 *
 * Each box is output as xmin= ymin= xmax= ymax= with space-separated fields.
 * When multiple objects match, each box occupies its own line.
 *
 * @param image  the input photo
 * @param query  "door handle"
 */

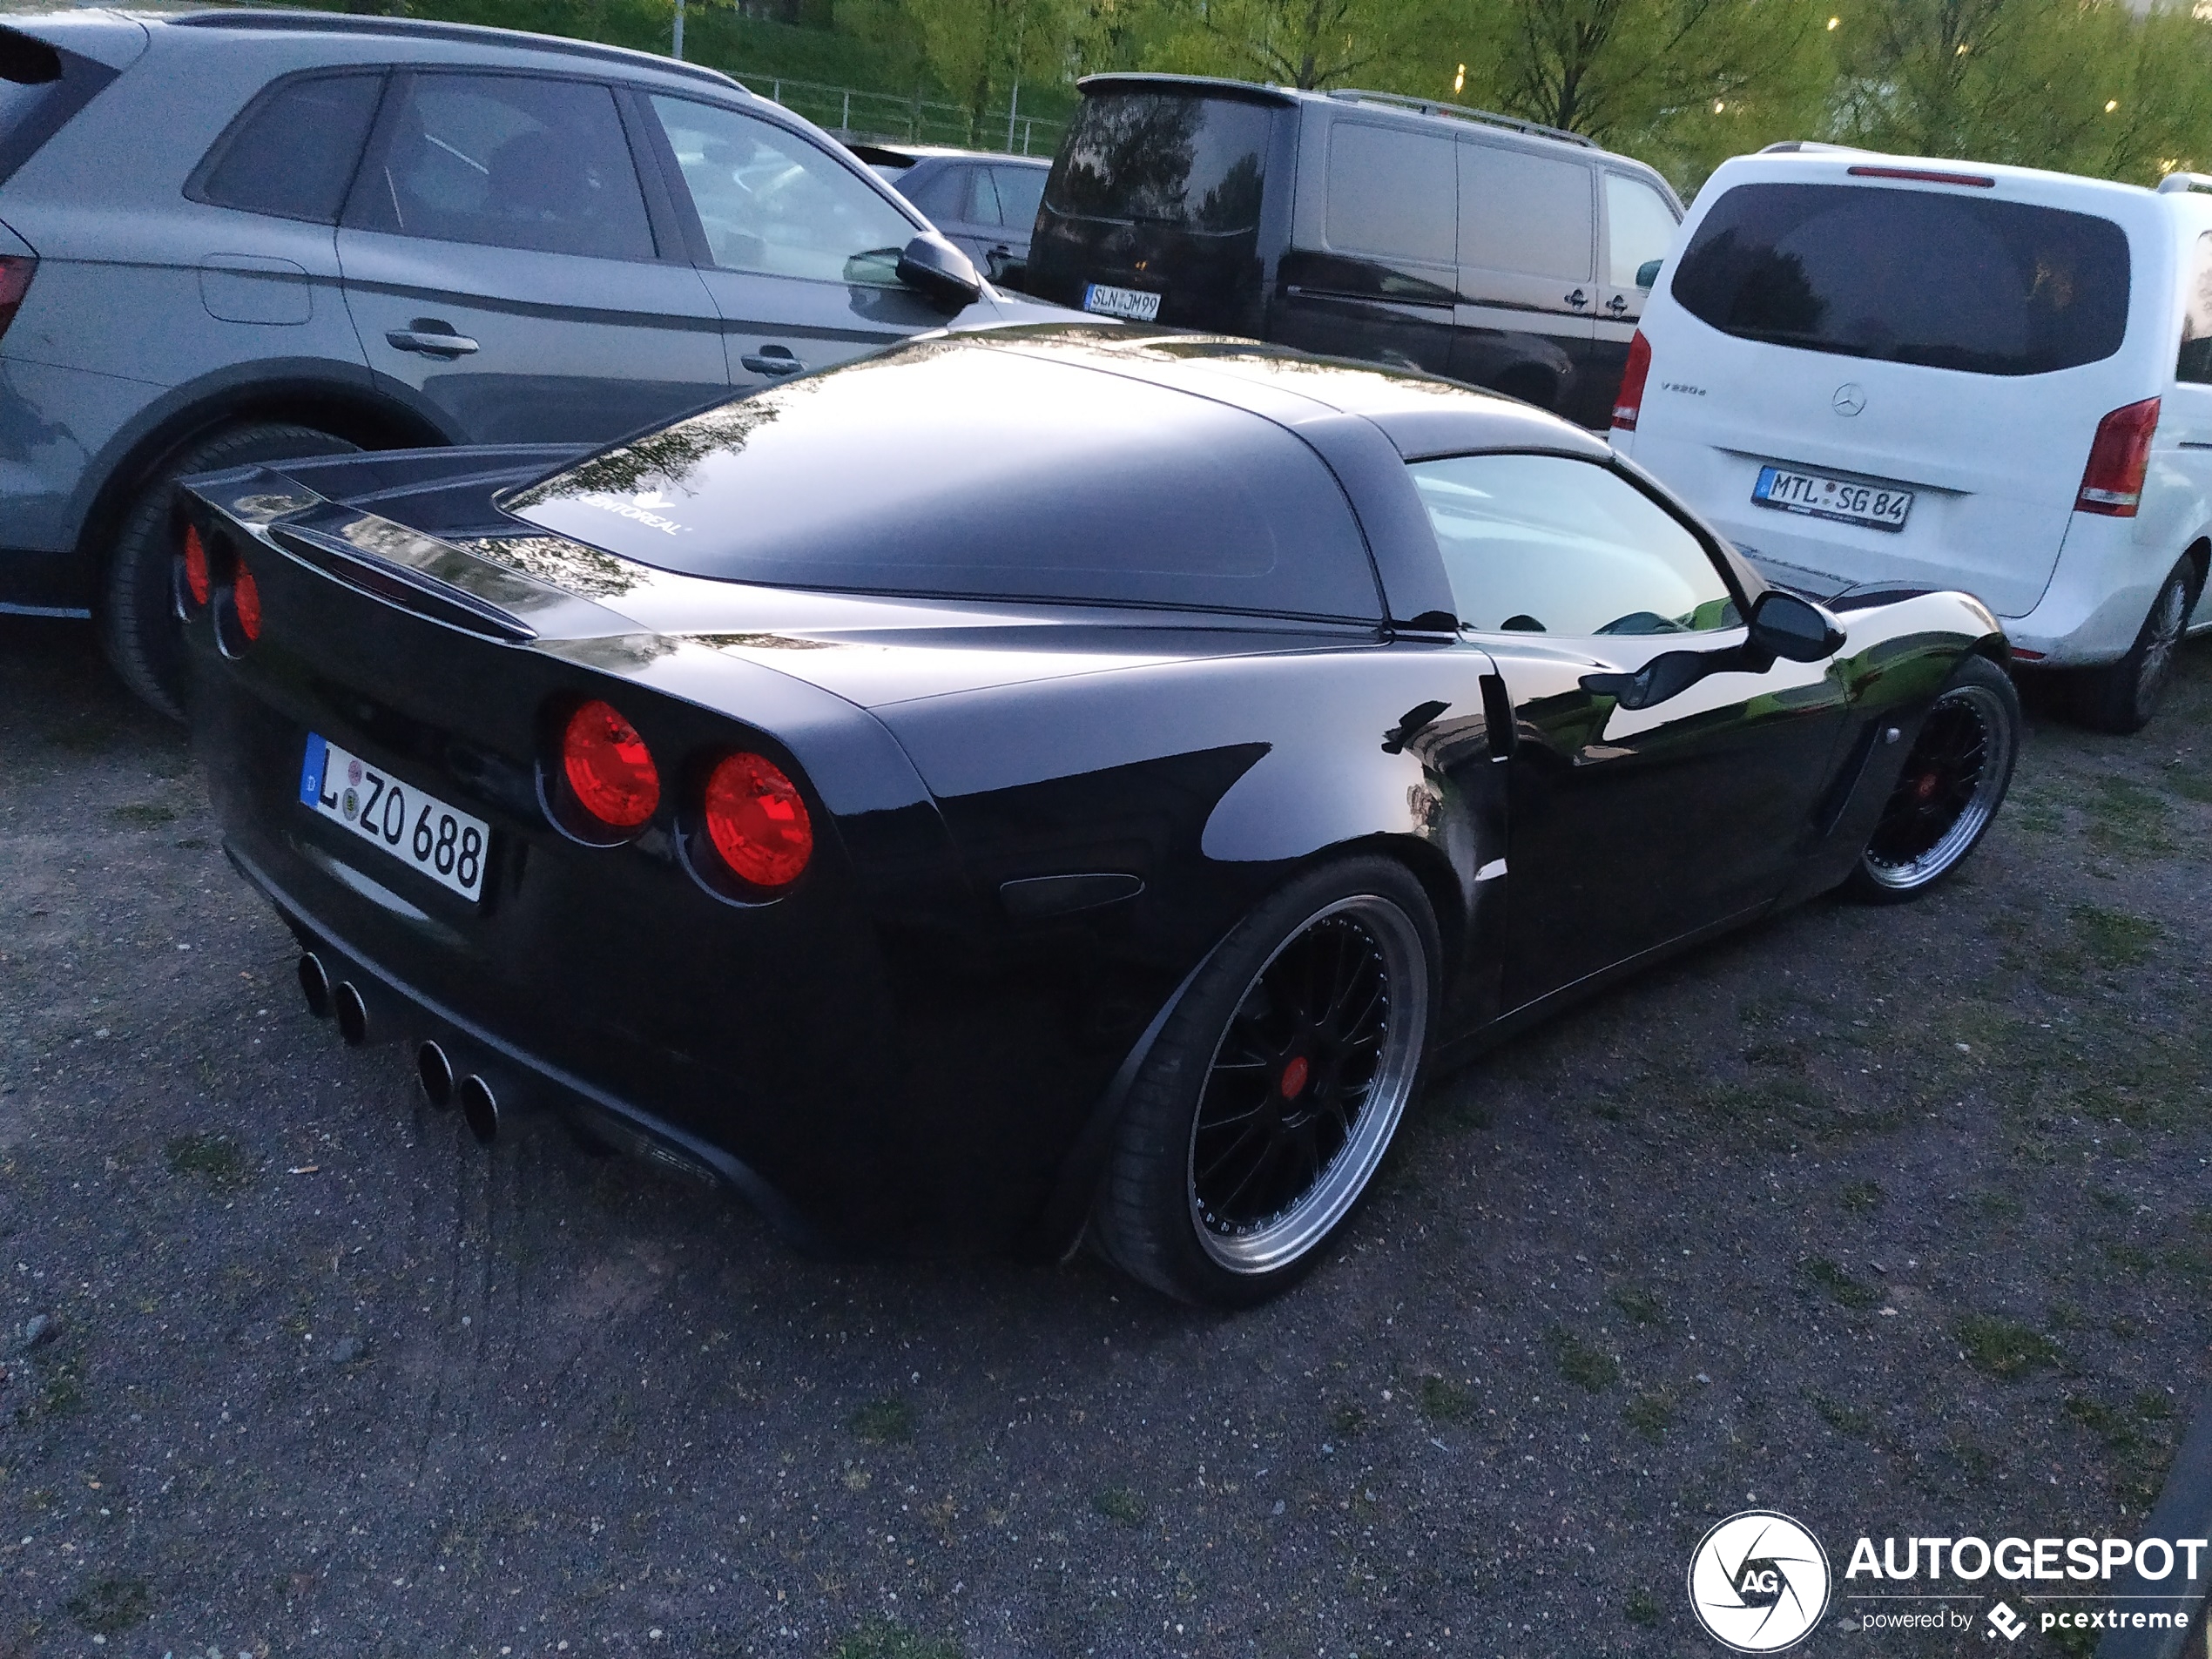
xmin=1605 ymin=293 xmax=1629 ymax=314
xmin=741 ymin=347 xmax=805 ymax=377
xmin=1564 ymin=288 xmax=1588 ymax=308
xmin=386 ymin=327 xmax=478 ymax=357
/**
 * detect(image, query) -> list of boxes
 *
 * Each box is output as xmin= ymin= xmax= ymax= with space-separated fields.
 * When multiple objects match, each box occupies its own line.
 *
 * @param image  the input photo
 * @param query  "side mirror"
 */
xmin=1635 ymin=258 xmax=1662 ymax=291
xmin=1746 ymin=590 xmax=1845 ymax=663
xmin=895 ymin=233 xmax=983 ymax=314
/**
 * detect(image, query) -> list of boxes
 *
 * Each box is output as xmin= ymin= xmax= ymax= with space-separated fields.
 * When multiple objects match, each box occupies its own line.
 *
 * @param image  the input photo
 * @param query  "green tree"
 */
xmin=1443 ymin=0 xmax=1831 ymax=185
xmin=1134 ymin=0 xmax=1425 ymax=88
xmin=1835 ymin=0 xmax=2212 ymax=184
xmin=846 ymin=0 xmax=1079 ymax=141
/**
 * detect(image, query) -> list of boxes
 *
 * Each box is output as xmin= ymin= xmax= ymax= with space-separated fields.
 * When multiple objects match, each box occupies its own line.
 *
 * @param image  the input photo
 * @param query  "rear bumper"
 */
xmin=2000 ymin=514 xmax=2198 ymax=665
xmin=228 ymin=838 xmax=822 ymax=1245
xmin=0 ymin=351 xmax=158 ymax=563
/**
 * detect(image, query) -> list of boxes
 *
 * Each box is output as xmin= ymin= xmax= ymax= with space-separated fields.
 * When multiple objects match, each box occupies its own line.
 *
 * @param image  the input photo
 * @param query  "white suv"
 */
xmin=1614 ymin=145 xmax=2212 ymax=731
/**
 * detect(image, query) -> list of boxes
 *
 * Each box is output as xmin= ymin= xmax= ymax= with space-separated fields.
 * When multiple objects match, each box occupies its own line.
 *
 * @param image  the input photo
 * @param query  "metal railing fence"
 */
xmin=727 ymin=70 xmax=1064 ymax=156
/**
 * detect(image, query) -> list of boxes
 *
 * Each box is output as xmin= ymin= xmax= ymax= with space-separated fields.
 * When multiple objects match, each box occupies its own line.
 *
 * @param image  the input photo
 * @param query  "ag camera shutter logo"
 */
xmin=1689 ymin=1510 xmax=1831 ymax=1651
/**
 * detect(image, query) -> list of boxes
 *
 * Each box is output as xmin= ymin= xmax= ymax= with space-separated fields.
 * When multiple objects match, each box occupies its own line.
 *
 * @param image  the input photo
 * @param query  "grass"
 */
xmin=1809 ymin=1392 xmax=1871 ymax=1439
xmin=1546 ymin=1326 xmax=1619 ymax=1393
xmin=1800 ymin=1256 xmax=1881 ymax=1310
xmin=2069 ymin=903 xmax=2161 ymax=968
xmin=1838 ymin=1179 xmax=1883 ymax=1212
xmin=1955 ymin=1315 xmax=2063 ymax=1381
xmin=1329 ymin=1400 xmax=1369 ymax=1439
xmin=1624 ymin=1586 xmax=1662 ymax=1627
xmin=108 ymin=802 xmax=178 ymax=828
xmin=163 ymin=1131 xmax=252 ymax=1188
xmin=833 ymin=1619 xmax=965 ymax=1659
xmin=1416 ymin=1375 xmax=1474 ymax=1425
xmin=64 ymin=1575 xmax=150 ymax=1635
xmin=846 ymin=1397 xmax=914 ymax=1446
xmin=2083 ymin=776 xmax=2176 ymax=858
xmin=1092 ymin=1485 xmax=1147 ymax=1526
xmin=1622 ymin=1391 xmax=1674 ymax=1444
xmin=1608 ymin=1285 xmax=1664 ymax=1325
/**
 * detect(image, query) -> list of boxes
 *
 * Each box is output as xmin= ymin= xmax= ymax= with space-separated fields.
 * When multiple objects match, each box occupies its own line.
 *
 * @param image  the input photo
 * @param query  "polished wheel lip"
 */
xmin=2133 ymin=573 xmax=2188 ymax=719
xmin=1861 ymin=681 xmax=2013 ymax=891
xmin=1185 ymin=893 xmax=1428 ymax=1276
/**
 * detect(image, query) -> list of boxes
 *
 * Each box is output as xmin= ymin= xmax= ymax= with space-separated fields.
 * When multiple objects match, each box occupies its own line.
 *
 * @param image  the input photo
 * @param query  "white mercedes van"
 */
xmin=1614 ymin=145 xmax=2212 ymax=732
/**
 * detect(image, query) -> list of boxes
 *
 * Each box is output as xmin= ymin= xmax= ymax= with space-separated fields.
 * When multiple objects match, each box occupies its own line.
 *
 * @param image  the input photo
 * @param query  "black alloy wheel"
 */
xmin=99 ymin=421 xmax=358 ymax=718
xmin=1092 ymin=857 xmax=1438 ymax=1306
xmin=2076 ymin=560 xmax=2198 ymax=735
xmin=1847 ymin=654 xmax=2020 ymax=903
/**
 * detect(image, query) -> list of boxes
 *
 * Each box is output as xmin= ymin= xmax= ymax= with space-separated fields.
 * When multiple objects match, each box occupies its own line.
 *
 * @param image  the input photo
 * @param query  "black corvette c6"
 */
xmin=178 ymin=327 xmax=2020 ymax=1306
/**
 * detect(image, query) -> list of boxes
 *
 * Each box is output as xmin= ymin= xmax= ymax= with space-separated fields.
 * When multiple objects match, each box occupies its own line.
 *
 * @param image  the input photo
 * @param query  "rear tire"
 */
xmin=98 ymin=421 xmax=358 ymax=718
xmin=1090 ymin=856 xmax=1439 ymax=1307
xmin=2074 ymin=558 xmax=2198 ymax=735
xmin=1844 ymin=655 xmax=2019 ymax=904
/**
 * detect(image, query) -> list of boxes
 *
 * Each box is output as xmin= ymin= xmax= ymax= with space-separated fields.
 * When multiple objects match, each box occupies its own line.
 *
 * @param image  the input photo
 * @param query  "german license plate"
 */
xmin=299 ymin=733 xmax=488 ymax=902
xmin=1753 ymin=464 xmax=1913 ymax=532
xmin=1082 ymin=282 xmax=1162 ymax=321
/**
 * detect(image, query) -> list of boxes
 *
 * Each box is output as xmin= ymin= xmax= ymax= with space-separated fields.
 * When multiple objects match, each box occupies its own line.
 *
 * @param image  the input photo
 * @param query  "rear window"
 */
xmin=1044 ymin=91 xmax=1271 ymax=233
xmin=0 ymin=28 xmax=117 ymax=187
xmin=192 ymin=73 xmax=383 ymax=224
xmin=503 ymin=345 xmax=1380 ymax=621
xmin=1671 ymin=181 xmax=2130 ymax=376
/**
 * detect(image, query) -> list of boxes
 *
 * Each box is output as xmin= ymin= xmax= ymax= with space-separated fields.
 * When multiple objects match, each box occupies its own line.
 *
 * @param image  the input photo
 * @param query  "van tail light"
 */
xmin=703 ymin=752 xmax=813 ymax=888
xmin=1612 ymin=330 xmax=1652 ymax=430
xmin=182 ymin=524 xmax=212 ymax=608
xmin=562 ymin=700 xmax=659 ymax=828
xmin=232 ymin=560 xmax=262 ymax=642
xmin=2076 ymin=396 xmax=2160 ymax=516
xmin=0 ymin=256 xmax=34 ymax=346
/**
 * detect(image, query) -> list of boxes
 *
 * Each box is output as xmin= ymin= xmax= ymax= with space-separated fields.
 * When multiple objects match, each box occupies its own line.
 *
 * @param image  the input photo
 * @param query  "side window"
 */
xmin=1459 ymin=144 xmax=1593 ymax=280
xmin=992 ymin=165 xmax=1046 ymax=235
xmin=968 ymin=165 xmax=1004 ymax=226
xmin=649 ymin=96 xmax=916 ymax=283
xmin=352 ymin=74 xmax=654 ymax=260
xmin=899 ymin=162 xmax=969 ymax=224
xmin=1407 ymin=453 xmax=1737 ymax=636
xmin=195 ymin=73 xmax=383 ymax=224
xmin=1603 ymin=172 xmax=1679 ymax=288
xmin=2179 ymin=231 xmax=2212 ymax=385
xmin=1325 ymin=122 xmax=1456 ymax=266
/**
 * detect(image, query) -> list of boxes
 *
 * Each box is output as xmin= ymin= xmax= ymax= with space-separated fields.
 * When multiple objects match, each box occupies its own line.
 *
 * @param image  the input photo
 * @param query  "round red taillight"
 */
xmin=704 ymin=752 xmax=813 ymax=888
xmin=562 ymin=700 xmax=659 ymax=828
xmin=182 ymin=525 xmax=211 ymax=607
xmin=232 ymin=562 xmax=262 ymax=642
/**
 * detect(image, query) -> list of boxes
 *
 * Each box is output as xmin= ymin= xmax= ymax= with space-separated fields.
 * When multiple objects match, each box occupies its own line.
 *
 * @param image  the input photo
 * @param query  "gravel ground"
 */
xmin=1 ymin=617 xmax=2207 ymax=1659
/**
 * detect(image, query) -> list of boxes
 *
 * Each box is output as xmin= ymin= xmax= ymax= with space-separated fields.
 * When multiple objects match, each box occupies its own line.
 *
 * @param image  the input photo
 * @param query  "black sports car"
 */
xmin=177 ymin=327 xmax=2019 ymax=1305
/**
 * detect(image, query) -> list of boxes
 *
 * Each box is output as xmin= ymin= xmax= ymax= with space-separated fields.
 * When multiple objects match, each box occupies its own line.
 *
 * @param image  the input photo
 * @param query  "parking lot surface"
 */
xmin=2 ymin=617 xmax=2207 ymax=1658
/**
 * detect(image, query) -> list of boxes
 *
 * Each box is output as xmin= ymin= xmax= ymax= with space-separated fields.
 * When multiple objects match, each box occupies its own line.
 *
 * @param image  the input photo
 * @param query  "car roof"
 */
xmin=1704 ymin=145 xmax=2161 ymax=210
xmin=1074 ymin=72 xmax=1601 ymax=152
xmin=1005 ymin=328 xmax=1612 ymax=462
xmin=147 ymin=7 xmax=745 ymax=94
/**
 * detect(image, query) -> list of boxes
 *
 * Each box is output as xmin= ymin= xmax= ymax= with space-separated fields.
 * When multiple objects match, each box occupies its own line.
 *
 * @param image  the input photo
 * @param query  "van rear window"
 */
xmin=1671 ymin=182 xmax=2128 ymax=376
xmin=1043 ymin=91 xmax=1271 ymax=233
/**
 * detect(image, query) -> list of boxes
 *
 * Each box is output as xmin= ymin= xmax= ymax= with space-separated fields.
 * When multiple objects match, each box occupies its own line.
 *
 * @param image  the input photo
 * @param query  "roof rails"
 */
xmin=2157 ymin=171 xmax=2212 ymax=195
xmin=1324 ymin=89 xmax=1595 ymax=150
xmin=165 ymin=9 xmax=743 ymax=92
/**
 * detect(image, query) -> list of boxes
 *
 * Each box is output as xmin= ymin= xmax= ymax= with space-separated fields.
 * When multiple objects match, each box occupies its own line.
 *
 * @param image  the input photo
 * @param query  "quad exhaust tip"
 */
xmin=415 ymin=1041 xmax=455 ymax=1110
xmin=297 ymin=953 xmax=333 ymax=1020
xmin=456 ymin=1074 xmax=498 ymax=1146
xmin=333 ymin=981 xmax=369 ymax=1047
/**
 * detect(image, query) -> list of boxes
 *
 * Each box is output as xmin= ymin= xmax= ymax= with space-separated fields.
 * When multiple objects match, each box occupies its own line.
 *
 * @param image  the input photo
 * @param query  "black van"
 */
xmin=1024 ymin=75 xmax=1684 ymax=428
